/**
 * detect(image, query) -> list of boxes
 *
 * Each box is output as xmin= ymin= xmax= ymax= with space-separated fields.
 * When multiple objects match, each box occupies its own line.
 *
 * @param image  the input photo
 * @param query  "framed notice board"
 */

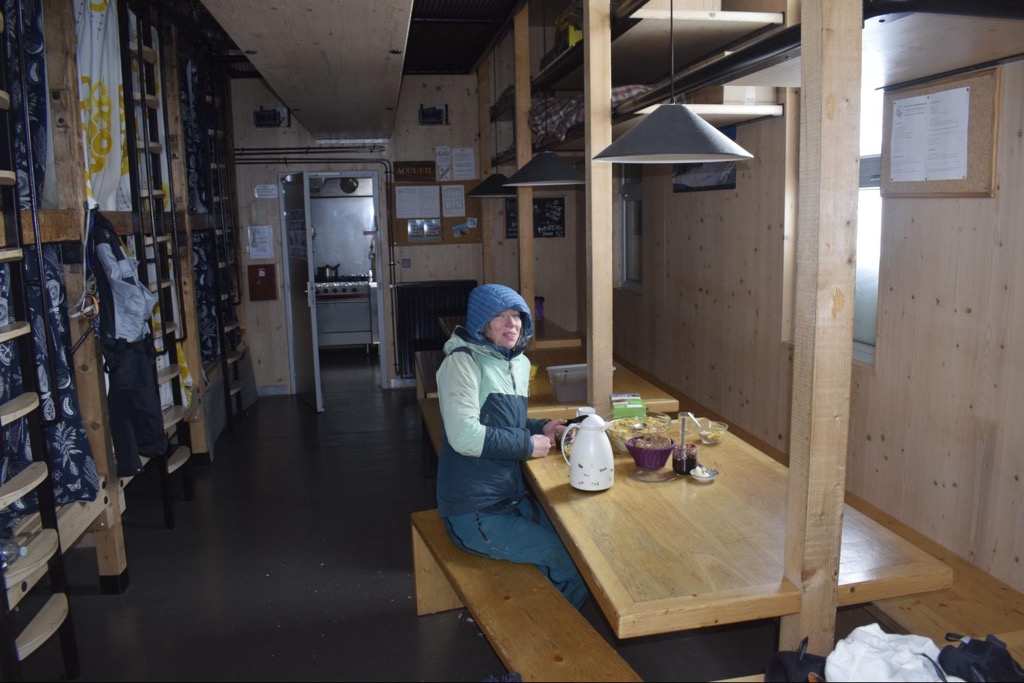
xmin=881 ymin=68 xmax=999 ymax=198
xmin=505 ymin=196 xmax=565 ymax=239
xmin=391 ymin=180 xmax=482 ymax=246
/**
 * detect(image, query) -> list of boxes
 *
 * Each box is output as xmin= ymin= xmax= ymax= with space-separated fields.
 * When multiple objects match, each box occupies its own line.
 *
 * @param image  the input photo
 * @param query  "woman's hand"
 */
xmin=543 ymin=419 xmax=568 ymax=444
xmin=530 ymin=434 xmax=553 ymax=459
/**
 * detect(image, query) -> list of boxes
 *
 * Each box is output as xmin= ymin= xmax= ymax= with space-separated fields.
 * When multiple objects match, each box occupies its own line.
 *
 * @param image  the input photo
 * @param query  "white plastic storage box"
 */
xmin=547 ymin=363 xmax=588 ymax=403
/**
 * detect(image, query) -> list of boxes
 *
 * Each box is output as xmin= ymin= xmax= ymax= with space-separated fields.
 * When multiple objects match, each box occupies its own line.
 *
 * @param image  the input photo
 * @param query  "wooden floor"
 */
xmin=23 ymin=348 xmax=877 ymax=681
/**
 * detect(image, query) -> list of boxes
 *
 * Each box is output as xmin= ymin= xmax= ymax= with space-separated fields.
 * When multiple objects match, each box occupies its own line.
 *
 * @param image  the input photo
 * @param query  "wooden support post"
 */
xmin=42 ymin=0 xmax=129 ymax=590
xmin=782 ymin=0 xmax=862 ymax=652
xmin=513 ymin=5 xmax=535 ymax=319
xmin=477 ymin=54 xmax=495 ymax=285
xmin=584 ymin=0 xmax=613 ymax=416
xmin=42 ymin=0 xmax=87 ymax=209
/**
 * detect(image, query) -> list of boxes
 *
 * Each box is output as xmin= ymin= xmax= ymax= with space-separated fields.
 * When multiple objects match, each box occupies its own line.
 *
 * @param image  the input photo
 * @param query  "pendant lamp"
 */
xmin=467 ymin=172 xmax=517 ymax=197
xmin=594 ymin=104 xmax=753 ymax=163
xmin=593 ymin=0 xmax=753 ymax=164
xmin=505 ymin=151 xmax=585 ymax=187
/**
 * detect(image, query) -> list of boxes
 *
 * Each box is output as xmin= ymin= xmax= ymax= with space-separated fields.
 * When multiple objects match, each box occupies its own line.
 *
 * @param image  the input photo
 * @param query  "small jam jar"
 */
xmin=672 ymin=442 xmax=698 ymax=475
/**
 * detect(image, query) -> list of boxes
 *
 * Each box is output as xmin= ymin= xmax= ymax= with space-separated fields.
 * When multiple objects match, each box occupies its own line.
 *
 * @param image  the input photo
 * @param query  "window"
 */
xmin=620 ymin=165 xmax=643 ymax=290
xmin=854 ymin=87 xmax=884 ymax=364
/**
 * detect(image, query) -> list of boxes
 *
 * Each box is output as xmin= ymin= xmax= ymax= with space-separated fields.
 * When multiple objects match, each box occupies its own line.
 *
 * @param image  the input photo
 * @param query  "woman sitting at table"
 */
xmin=435 ymin=283 xmax=587 ymax=609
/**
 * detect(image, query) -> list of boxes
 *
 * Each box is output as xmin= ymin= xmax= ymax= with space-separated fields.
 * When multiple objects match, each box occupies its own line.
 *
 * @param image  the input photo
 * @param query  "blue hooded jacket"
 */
xmin=434 ymin=284 xmax=548 ymax=517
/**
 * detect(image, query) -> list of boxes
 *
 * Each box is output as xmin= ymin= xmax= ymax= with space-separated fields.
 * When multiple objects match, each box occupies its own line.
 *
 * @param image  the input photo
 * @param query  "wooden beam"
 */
xmin=41 ymin=0 xmax=128 ymax=589
xmin=513 ymin=5 xmax=535 ymax=319
xmin=781 ymin=0 xmax=862 ymax=653
xmin=584 ymin=0 xmax=613 ymax=416
xmin=477 ymin=54 xmax=495 ymax=285
xmin=42 ymin=0 xmax=86 ymax=216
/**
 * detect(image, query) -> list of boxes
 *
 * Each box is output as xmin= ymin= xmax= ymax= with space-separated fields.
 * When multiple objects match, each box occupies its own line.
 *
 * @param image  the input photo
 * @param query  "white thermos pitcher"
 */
xmin=561 ymin=414 xmax=614 ymax=491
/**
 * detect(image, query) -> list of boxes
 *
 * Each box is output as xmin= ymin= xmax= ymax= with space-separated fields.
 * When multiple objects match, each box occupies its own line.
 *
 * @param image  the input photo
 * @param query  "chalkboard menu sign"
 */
xmin=505 ymin=197 xmax=565 ymax=239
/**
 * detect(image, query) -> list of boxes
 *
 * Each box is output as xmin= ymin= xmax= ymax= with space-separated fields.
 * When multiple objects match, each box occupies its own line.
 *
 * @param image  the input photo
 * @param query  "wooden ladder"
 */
xmin=0 ymin=3 xmax=79 ymax=677
xmin=203 ymin=58 xmax=245 ymax=430
xmin=119 ymin=0 xmax=193 ymax=529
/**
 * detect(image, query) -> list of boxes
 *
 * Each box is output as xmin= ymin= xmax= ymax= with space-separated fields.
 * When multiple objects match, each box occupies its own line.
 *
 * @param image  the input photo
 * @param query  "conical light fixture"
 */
xmin=593 ymin=0 xmax=753 ymax=164
xmin=505 ymin=151 xmax=585 ymax=186
xmin=467 ymin=172 xmax=517 ymax=197
xmin=594 ymin=104 xmax=753 ymax=163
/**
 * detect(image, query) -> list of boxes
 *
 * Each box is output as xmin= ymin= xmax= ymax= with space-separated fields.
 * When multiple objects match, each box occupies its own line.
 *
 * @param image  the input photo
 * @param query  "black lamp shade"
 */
xmin=594 ymin=104 xmax=754 ymax=164
xmin=504 ymin=151 xmax=585 ymax=187
xmin=466 ymin=173 xmax=517 ymax=197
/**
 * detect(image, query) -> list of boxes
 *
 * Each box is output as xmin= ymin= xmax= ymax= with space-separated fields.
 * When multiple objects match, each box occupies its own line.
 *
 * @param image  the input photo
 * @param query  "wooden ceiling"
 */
xmin=197 ymin=0 xmax=519 ymax=141
xmin=200 ymin=0 xmax=415 ymax=141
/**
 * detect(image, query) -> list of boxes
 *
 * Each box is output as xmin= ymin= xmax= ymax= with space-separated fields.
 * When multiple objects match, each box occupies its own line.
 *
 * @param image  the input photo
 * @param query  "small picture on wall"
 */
xmin=408 ymin=218 xmax=442 ymax=243
xmin=672 ymin=125 xmax=738 ymax=193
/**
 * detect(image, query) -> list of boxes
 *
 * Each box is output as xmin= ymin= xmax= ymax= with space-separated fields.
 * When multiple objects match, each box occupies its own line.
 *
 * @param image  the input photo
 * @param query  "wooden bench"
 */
xmin=411 ymin=510 xmax=642 ymax=682
xmin=849 ymin=492 xmax=1024 ymax=650
xmin=418 ymin=397 xmax=442 ymax=476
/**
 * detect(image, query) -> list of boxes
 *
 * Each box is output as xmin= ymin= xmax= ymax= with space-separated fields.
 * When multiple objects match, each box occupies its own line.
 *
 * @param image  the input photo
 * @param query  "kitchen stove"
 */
xmin=315 ymin=274 xmax=375 ymax=347
xmin=314 ymin=274 xmax=371 ymax=300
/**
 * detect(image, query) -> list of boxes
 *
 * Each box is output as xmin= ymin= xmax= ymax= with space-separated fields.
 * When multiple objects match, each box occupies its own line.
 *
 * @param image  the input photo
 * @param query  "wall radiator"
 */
xmin=394 ymin=279 xmax=477 ymax=378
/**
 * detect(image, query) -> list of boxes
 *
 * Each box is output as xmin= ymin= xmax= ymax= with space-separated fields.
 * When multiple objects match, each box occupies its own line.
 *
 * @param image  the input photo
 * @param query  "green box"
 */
xmin=611 ymin=393 xmax=646 ymax=419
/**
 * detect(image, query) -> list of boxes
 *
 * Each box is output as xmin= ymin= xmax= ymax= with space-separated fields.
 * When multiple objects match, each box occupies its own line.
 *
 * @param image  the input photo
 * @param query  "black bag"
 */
xmin=939 ymin=633 xmax=1024 ymax=682
xmin=765 ymin=636 xmax=827 ymax=682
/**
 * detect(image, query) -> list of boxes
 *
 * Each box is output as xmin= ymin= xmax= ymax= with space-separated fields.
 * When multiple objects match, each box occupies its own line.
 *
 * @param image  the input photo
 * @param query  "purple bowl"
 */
xmin=625 ymin=436 xmax=676 ymax=469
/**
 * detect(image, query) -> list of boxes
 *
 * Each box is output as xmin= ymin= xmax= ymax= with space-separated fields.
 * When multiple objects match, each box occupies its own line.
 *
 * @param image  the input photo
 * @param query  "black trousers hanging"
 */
xmin=105 ymin=337 xmax=167 ymax=477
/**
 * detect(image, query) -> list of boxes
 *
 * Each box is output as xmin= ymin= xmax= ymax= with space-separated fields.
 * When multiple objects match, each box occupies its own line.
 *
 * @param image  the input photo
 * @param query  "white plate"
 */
xmin=690 ymin=467 xmax=719 ymax=482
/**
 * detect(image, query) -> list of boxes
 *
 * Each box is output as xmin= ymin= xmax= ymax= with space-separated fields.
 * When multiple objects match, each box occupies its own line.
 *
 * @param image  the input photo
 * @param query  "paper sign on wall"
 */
xmin=254 ymin=184 xmax=278 ymax=199
xmin=248 ymin=225 xmax=274 ymax=260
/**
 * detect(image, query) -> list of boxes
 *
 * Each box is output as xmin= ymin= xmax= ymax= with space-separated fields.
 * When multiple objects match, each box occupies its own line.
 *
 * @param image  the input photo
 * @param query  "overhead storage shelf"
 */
xmin=533 ymin=5 xmax=783 ymax=92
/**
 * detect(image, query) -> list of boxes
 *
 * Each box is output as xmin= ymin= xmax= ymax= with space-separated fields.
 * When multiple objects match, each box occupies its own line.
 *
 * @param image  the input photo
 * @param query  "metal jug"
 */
xmin=561 ymin=414 xmax=614 ymax=491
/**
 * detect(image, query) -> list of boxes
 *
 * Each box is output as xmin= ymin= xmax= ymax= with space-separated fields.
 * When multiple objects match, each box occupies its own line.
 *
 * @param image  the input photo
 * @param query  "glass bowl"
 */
xmin=605 ymin=412 xmax=672 ymax=452
xmin=699 ymin=421 xmax=729 ymax=445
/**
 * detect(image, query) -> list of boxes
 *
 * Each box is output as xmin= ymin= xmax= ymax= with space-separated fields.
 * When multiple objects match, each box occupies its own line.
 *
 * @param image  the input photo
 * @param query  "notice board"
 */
xmin=881 ymin=69 xmax=999 ymax=198
xmin=391 ymin=180 xmax=482 ymax=246
xmin=505 ymin=196 xmax=566 ymax=239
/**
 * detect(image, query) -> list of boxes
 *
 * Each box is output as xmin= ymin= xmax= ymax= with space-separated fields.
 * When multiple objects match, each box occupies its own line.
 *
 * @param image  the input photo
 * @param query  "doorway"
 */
xmin=280 ymin=170 xmax=389 ymax=411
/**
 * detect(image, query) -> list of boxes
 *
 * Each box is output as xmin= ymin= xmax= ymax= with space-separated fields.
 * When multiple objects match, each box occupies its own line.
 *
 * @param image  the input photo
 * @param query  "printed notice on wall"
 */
xmin=254 ymin=183 xmax=278 ymax=199
xmin=436 ymin=146 xmax=452 ymax=181
xmin=395 ymin=185 xmax=440 ymax=218
xmin=442 ymin=185 xmax=466 ymax=217
xmin=451 ymin=147 xmax=476 ymax=180
xmin=890 ymin=86 xmax=970 ymax=182
xmin=248 ymin=225 xmax=274 ymax=260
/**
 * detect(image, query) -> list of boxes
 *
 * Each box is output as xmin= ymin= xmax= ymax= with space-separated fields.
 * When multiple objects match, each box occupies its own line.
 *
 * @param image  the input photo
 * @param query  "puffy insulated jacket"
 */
xmin=435 ymin=284 xmax=549 ymax=517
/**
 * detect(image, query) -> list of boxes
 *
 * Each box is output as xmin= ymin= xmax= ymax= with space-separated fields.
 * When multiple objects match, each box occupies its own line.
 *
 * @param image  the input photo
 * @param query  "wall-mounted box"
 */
xmin=248 ymin=264 xmax=277 ymax=301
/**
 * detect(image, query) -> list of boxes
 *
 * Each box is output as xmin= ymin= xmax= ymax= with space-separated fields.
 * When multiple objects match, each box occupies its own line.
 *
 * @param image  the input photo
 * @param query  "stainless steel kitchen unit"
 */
xmin=315 ymin=276 xmax=372 ymax=347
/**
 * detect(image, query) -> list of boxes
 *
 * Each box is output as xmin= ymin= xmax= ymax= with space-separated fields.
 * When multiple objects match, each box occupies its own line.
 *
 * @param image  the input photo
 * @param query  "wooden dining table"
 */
xmin=523 ymin=423 xmax=953 ymax=639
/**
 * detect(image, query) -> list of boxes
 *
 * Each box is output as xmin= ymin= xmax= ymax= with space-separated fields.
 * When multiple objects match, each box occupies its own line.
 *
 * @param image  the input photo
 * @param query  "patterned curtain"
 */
xmin=75 ymin=0 xmax=131 ymax=210
xmin=4 ymin=0 xmax=48 ymax=210
xmin=0 ymin=249 xmax=100 ymax=530
xmin=180 ymin=57 xmax=209 ymax=214
xmin=191 ymin=230 xmax=219 ymax=363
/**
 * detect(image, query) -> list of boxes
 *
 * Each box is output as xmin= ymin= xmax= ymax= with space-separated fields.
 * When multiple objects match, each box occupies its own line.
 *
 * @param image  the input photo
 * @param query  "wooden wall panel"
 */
xmin=613 ymin=116 xmax=792 ymax=453
xmin=615 ymin=61 xmax=1024 ymax=594
xmin=846 ymin=60 xmax=1024 ymax=590
xmin=392 ymin=75 xmax=478 ymax=163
